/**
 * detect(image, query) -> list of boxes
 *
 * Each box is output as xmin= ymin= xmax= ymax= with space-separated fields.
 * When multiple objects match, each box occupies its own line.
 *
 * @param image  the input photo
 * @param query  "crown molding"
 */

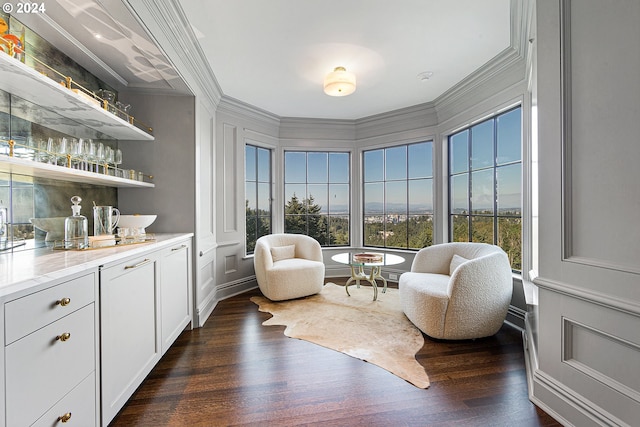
xmin=434 ymin=0 xmax=530 ymax=122
xmin=128 ymin=0 xmax=223 ymax=107
xmin=217 ymin=96 xmax=280 ymax=128
xmin=279 ymin=117 xmax=356 ymax=142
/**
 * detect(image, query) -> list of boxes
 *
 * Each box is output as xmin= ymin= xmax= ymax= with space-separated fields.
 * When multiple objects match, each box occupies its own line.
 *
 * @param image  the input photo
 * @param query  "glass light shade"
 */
xmin=324 ymin=66 xmax=356 ymax=96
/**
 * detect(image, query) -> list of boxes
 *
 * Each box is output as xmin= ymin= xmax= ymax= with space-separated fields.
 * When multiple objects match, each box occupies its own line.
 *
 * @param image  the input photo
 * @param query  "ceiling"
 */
xmin=177 ymin=0 xmax=512 ymax=120
xmin=19 ymin=0 xmax=513 ymax=121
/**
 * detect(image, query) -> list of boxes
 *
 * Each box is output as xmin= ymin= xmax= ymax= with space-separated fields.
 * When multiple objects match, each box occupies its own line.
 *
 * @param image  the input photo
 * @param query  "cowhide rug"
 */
xmin=250 ymin=282 xmax=430 ymax=388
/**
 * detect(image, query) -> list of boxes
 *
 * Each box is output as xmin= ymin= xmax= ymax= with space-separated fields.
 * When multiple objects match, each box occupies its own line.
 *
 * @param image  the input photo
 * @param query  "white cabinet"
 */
xmin=3 ymin=272 xmax=98 ymax=427
xmin=0 ymin=235 xmax=192 ymax=427
xmin=160 ymin=240 xmax=192 ymax=354
xmin=99 ymin=236 xmax=192 ymax=425
xmin=99 ymin=254 xmax=159 ymax=426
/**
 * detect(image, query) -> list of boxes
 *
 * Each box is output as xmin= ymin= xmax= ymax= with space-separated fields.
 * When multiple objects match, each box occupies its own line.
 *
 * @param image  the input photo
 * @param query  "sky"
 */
xmin=249 ymin=108 xmax=521 ymax=216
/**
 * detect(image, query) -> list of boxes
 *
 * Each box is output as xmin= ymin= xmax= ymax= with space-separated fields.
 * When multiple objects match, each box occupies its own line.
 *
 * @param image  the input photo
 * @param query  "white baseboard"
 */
xmin=195 ymin=277 xmax=258 ymax=327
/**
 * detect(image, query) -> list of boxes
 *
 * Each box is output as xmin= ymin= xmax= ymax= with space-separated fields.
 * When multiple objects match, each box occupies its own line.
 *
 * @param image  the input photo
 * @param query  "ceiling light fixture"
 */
xmin=324 ymin=66 xmax=356 ymax=96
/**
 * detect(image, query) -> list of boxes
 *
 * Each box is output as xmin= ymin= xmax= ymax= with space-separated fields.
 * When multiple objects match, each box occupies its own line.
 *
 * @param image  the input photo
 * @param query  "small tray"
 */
xmin=51 ymin=234 xmax=156 ymax=251
xmin=353 ymin=252 xmax=384 ymax=263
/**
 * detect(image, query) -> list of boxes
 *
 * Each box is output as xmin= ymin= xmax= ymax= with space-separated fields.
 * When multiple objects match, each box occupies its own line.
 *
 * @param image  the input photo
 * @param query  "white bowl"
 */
xmin=30 ymin=217 xmax=66 ymax=242
xmin=117 ymin=214 xmax=157 ymax=230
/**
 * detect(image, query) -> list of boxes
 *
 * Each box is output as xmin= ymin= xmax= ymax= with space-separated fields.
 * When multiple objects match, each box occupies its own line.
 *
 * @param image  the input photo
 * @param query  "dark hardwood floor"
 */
xmin=111 ymin=280 xmax=561 ymax=427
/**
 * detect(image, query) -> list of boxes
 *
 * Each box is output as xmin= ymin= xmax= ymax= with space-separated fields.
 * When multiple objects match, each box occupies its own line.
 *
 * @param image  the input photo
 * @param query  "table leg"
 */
xmin=371 ymin=265 xmax=388 ymax=294
xmin=345 ymin=264 xmax=378 ymax=301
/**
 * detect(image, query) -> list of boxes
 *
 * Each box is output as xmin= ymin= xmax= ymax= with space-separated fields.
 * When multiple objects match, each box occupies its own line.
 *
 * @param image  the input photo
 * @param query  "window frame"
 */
xmin=283 ymin=150 xmax=351 ymax=247
xmin=245 ymin=144 xmax=273 ymax=255
xmin=362 ymin=140 xmax=434 ymax=250
xmin=447 ymin=105 xmax=523 ymax=271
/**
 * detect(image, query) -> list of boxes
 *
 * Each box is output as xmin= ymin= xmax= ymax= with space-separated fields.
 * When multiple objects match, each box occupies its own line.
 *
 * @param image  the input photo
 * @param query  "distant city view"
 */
xmin=248 ymin=106 xmax=522 ymax=270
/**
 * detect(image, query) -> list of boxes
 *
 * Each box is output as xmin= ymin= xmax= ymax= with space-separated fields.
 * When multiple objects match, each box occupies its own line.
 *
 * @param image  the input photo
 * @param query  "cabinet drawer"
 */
xmin=5 ymin=304 xmax=95 ymax=427
xmin=32 ymin=373 xmax=96 ymax=427
xmin=5 ymin=272 xmax=95 ymax=345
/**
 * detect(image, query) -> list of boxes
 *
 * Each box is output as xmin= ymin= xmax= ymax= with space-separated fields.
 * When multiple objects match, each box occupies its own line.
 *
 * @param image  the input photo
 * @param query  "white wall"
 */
xmin=532 ymin=1 xmax=640 ymax=425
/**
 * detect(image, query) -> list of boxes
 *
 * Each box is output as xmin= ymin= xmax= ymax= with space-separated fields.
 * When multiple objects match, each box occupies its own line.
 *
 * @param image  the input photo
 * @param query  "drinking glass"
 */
xmin=25 ymin=137 xmax=36 ymax=161
xmin=46 ymin=137 xmax=59 ymax=165
xmin=34 ymin=138 xmax=48 ymax=162
xmin=67 ymin=138 xmax=79 ymax=169
xmin=118 ymin=103 xmax=131 ymax=121
xmin=96 ymin=142 xmax=105 ymax=174
xmin=114 ymin=148 xmax=123 ymax=173
xmin=57 ymin=137 xmax=70 ymax=167
xmin=123 ymin=104 xmax=132 ymax=122
xmin=97 ymin=89 xmax=116 ymax=114
xmin=72 ymin=138 xmax=84 ymax=170
xmin=86 ymin=139 xmax=97 ymax=172
xmin=105 ymin=146 xmax=115 ymax=175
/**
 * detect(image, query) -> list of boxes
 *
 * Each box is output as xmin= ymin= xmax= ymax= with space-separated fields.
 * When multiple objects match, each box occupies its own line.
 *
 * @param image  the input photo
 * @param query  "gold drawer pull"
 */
xmin=124 ymin=258 xmax=151 ymax=270
xmin=58 ymin=412 xmax=72 ymax=423
xmin=171 ymin=244 xmax=187 ymax=251
xmin=56 ymin=332 xmax=71 ymax=342
xmin=56 ymin=298 xmax=71 ymax=307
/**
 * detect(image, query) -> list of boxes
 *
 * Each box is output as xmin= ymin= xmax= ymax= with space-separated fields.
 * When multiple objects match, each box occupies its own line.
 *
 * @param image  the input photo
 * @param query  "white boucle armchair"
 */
xmin=399 ymin=242 xmax=513 ymax=340
xmin=254 ymin=234 xmax=325 ymax=301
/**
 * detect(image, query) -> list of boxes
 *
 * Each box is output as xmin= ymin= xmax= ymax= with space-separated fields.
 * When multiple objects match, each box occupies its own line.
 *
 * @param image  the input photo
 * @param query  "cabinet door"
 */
xmin=100 ymin=255 xmax=159 ymax=426
xmin=160 ymin=241 xmax=192 ymax=354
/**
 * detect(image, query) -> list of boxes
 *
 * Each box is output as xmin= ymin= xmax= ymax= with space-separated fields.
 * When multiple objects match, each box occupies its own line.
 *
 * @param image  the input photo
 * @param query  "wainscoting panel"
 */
xmin=224 ymin=254 xmax=238 ymax=275
xmin=196 ymin=257 xmax=217 ymax=327
xmin=537 ymin=286 xmax=640 ymax=426
xmin=560 ymin=0 xmax=640 ymax=272
xmin=563 ymin=318 xmax=640 ymax=403
xmin=198 ymin=100 xmax=216 ymax=240
xmin=222 ymin=123 xmax=238 ymax=233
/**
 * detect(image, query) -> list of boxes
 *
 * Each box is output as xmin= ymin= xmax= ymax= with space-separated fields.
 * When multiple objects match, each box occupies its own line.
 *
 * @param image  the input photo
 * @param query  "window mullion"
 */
xmin=467 ymin=130 xmax=473 ymax=242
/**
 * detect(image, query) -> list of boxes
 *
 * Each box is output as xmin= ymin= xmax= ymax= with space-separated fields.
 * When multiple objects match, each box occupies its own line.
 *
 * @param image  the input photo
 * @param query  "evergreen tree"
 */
xmin=284 ymin=193 xmax=307 ymax=234
xmin=284 ymin=193 xmax=329 ymax=244
xmin=246 ymin=199 xmax=271 ymax=253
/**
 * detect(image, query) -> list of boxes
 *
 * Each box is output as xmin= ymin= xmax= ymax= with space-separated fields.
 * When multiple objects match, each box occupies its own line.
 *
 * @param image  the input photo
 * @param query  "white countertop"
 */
xmin=0 ymin=233 xmax=193 ymax=299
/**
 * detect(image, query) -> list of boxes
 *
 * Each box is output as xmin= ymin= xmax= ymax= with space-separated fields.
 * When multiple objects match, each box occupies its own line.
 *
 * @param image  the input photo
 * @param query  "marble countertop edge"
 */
xmin=0 ymin=233 xmax=194 ymax=299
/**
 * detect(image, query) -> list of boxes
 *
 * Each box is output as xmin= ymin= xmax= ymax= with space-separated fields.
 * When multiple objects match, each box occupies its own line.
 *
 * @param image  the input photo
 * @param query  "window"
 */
xmin=448 ymin=106 xmax=522 ymax=271
xmin=245 ymin=144 xmax=272 ymax=254
xmin=363 ymin=141 xmax=433 ymax=249
xmin=284 ymin=151 xmax=350 ymax=246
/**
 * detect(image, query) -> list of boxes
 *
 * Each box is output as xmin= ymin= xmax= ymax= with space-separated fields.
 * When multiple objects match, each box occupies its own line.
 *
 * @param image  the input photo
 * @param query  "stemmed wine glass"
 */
xmin=34 ymin=138 xmax=48 ymax=163
xmin=114 ymin=148 xmax=123 ymax=175
xmin=65 ymin=138 xmax=77 ymax=169
xmin=46 ymin=138 xmax=59 ymax=165
xmin=105 ymin=146 xmax=114 ymax=175
xmin=57 ymin=137 xmax=71 ymax=167
xmin=95 ymin=142 xmax=105 ymax=174
xmin=73 ymin=138 xmax=86 ymax=170
xmin=86 ymin=139 xmax=97 ymax=172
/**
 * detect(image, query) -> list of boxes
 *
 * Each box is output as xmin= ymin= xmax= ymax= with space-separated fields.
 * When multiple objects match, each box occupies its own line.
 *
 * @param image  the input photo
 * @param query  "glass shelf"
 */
xmin=0 ymin=52 xmax=154 ymax=141
xmin=0 ymin=156 xmax=154 ymax=188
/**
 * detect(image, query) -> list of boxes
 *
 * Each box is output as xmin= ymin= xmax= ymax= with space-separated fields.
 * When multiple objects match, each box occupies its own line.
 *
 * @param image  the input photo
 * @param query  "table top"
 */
xmin=331 ymin=252 xmax=405 ymax=266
